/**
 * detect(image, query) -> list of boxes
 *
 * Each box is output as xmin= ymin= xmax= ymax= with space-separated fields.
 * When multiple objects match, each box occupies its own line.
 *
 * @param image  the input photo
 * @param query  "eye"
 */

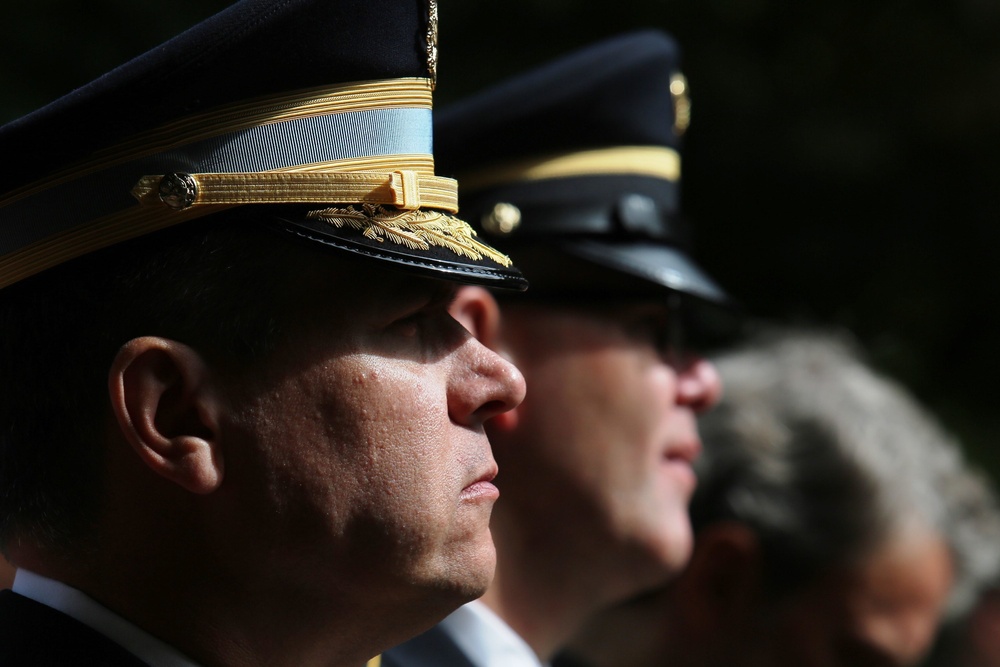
xmin=389 ymin=290 xmax=459 ymax=342
xmin=623 ymin=312 xmax=672 ymax=351
xmin=393 ymin=310 xmax=431 ymax=338
xmin=379 ymin=284 xmax=462 ymax=359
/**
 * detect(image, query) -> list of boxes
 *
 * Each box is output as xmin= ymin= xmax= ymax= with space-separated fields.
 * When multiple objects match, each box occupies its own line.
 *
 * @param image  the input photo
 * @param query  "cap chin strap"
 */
xmin=0 ymin=77 xmax=523 ymax=289
xmin=458 ymin=145 xmax=681 ymax=191
xmin=132 ymin=170 xmax=458 ymax=213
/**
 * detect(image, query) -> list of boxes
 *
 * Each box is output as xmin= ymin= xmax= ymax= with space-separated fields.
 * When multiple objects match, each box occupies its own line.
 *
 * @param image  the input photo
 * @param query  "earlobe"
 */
xmin=108 ymin=337 xmax=225 ymax=495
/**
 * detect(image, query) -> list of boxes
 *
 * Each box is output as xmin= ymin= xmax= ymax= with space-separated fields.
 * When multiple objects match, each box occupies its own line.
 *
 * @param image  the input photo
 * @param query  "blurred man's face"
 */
xmin=561 ymin=525 xmax=954 ymax=667
xmin=215 ymin=262 xmax=526 ymax=620
xmin=486 ymin=299 xmax=721 ymax=595
xmin=763 ymin=527 xmax=953 ymax=667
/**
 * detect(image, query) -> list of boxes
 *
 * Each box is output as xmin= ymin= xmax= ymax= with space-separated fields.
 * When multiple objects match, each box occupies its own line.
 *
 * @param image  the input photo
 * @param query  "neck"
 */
xmin=27 ymin=552 xmax=390 ymax=667
xmin=21 ymin=492 xmax=400 ymax=667
xmin=562 ymin=587 xmax=681 ymax=667
xmin=57 ymin=437 xmax=392 ymax=666
xmin=479 ymin=509 xmax=624 ymax=661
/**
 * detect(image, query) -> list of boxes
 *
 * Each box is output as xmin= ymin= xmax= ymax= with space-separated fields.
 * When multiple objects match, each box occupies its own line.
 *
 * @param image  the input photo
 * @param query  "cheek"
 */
xmin=509 ymin=353 xmax=679 ymax=499
xmin=536 ymin=351 xmax=674 ymax=431
xmin=339 ymin=360 xmax=461 ymax=510
xmin=584 ymin=361 xmax=680 ymax=472
xmin=237 ymin=359 xmax=448 ymax=516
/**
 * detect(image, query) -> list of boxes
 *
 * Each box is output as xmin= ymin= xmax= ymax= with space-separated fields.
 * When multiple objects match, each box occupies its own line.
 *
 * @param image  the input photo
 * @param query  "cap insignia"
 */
xmin=158 ymin=173 xmax=198 ymax=210
xmin=307 ymin=203 xmax=513 ymax=266
xmin=669 ymin=72 xmax=691 ymax=136
xmin=482 ymin=202 xmax=522 ymax=236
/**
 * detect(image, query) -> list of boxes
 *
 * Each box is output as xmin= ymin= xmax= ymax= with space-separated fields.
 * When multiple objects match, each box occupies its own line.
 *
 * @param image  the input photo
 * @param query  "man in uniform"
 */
xmin=385 ymin=31 xmax=737 ymax=667
xmin=0 ymin=1 xmax=526 ymax=665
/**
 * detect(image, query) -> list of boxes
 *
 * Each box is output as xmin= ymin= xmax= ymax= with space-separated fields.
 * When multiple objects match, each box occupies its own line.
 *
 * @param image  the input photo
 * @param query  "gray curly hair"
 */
xmin=694 ymin=329 xmax=1000 ymax=618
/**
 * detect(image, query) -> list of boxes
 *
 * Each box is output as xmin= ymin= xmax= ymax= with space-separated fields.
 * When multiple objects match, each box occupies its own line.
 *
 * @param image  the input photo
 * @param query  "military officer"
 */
xmin=385 ymin=30 xmax=738 ymax=667
xmin=0 ymin=1 xmax=526 ymax=665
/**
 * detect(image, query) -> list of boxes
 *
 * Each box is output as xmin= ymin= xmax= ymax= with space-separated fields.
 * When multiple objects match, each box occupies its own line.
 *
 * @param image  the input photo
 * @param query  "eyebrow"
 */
xmin=426 ymin=283 xmax=459 ymax=309
xmin=397 ymin=282 xmax=458 ymax=316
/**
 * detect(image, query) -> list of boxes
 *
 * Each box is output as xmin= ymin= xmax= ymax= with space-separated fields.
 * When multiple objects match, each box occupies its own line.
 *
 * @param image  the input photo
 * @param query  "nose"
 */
xmin=448 ymin=337 xmax=526 ymax=428
xmin=675 ymin=356 xmax=722 ymax=413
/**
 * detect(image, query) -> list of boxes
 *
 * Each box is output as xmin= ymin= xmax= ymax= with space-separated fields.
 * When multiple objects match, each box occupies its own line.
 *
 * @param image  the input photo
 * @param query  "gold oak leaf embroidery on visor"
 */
xmin=306 ymin=203 xmax=513 ymax=266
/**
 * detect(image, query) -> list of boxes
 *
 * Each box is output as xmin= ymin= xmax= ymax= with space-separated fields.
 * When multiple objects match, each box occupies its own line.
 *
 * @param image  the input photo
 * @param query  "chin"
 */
xmin=452 ymin=538 xmax=498 ymax=598
xmin=643 ymin=516 xmax=694 ymax=578
xmin=416 ymin=535 xmax=497 ymax=603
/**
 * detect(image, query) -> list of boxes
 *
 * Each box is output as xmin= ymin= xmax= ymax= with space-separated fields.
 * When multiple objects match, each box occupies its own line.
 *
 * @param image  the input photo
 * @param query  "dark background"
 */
xmin=3 ymin=0 xmax=999 ymax=480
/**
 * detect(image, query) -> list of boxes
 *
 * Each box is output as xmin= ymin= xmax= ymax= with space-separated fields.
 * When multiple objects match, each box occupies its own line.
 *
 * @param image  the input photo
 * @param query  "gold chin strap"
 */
xmin=366 ymin=655 xmax=382 ymax=667
xmin=132 ymin=170 xmax=459 ymax=213
xmin=458 ymin=145 xmax=681 ymax=191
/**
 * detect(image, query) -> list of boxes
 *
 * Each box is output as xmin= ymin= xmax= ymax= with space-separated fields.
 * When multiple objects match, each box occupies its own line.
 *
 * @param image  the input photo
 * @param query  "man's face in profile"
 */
xmin=484 ymin=297 xmax=721 ymax=590
xmin=211 ymin=259 xmax=525 ymax=613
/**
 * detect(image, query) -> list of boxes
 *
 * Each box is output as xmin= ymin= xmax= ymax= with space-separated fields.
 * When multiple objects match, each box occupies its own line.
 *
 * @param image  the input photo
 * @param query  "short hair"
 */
xmin=694 ymin=329 xmax=1000 ymax=618
xmin=0 ymin=210 xmax=317 ymax=557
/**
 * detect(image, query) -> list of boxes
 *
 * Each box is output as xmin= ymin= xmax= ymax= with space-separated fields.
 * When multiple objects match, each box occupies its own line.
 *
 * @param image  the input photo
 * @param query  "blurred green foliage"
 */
xmin=3 ymin=0 xmax=999 ymax=479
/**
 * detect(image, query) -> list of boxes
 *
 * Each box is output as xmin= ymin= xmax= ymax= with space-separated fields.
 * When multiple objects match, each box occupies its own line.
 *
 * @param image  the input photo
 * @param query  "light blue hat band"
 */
xmin=0 ymin=107 xmax=432 ymax=253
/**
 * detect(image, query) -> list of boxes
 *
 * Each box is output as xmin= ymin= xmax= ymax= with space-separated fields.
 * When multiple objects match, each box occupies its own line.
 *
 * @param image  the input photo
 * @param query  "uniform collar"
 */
xmin=439 ymin=600 xmax=548 ymax=667
xmin=13 ymin=569 xmax=203 ymax=667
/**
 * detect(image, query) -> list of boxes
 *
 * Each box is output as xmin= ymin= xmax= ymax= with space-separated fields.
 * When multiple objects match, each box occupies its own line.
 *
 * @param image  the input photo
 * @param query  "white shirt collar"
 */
xmin=13 ymin=569 xmax=203 ymax=667
xmin=439 ymin=600 xmax=547 ymax=667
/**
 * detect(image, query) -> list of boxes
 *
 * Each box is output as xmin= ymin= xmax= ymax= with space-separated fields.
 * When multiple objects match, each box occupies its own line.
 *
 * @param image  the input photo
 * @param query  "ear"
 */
xmin=672 ymin=521 xmax=762 ymax=640
xmin=108 ymin=337 xmax=225 ymax=494
xmin=450 ymin=286 xmax=500 ymax=341
xmin=450 ymin=286 xmax=520 ymax=431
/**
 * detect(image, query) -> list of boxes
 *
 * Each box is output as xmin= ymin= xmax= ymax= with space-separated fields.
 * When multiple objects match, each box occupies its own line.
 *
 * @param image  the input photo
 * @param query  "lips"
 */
xmin=660 ymin=437 xmax=701 ymax=496
xmin=461 ymin=464 xmax=499 ymax=502
xmin=664 ymin=437 xmax=701 ymax=466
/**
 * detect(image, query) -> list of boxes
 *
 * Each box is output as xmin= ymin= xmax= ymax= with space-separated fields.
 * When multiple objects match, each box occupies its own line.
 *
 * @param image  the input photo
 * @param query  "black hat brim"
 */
xmin=567 ymin=239 xmax=742 ymax=346
xmin=274 ymin=211 xmax=528 ymax=291
xmin=504 ymin=238 xmax=741 ymax=345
